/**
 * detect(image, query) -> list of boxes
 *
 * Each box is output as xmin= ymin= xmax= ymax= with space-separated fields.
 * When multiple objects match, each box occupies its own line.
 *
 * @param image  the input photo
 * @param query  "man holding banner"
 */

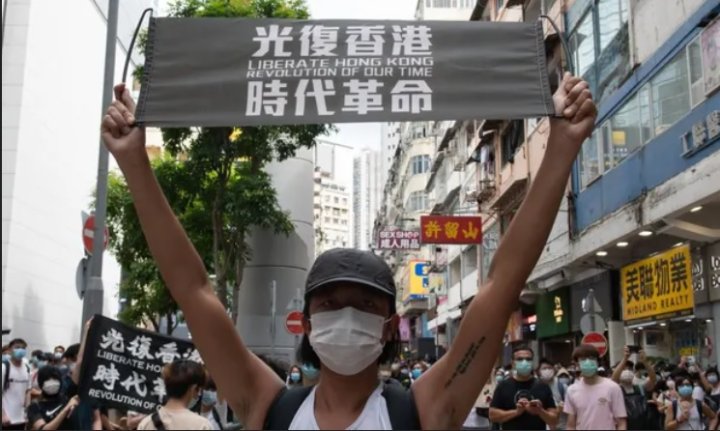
xmin=101 ymin=20 xmax=596 ymax=429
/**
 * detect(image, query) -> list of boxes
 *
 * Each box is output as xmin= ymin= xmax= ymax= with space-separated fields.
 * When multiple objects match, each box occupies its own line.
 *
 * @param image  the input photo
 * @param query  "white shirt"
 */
xmin=675 ymin=399 xmax=703 ymax=431
xmin=289 ymin=384 xmax=392 ymax=430
xmin=2 ymin=362 xmax=31 ymax=425
xmin=203 ymin=410 xmax=221 ymax=430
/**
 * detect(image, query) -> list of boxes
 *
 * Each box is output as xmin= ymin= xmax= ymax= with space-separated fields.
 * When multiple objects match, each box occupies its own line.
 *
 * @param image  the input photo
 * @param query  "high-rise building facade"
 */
xmin=314 ymin=170 xmax=351 ymax=255
xmin=353 ymin=149 xmax=381 ymax=250
xmin=2 ymin=0 xmax=155 ymax=350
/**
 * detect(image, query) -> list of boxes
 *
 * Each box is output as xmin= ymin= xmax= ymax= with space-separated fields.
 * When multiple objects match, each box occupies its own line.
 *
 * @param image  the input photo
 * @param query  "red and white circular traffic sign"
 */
xmin=581 ymin=332 xmax=608 ymax=358
xmin=83 ymin=215 xmax=109 ymax=256
xmin=285 ymin=310 xmax=304 ymax=335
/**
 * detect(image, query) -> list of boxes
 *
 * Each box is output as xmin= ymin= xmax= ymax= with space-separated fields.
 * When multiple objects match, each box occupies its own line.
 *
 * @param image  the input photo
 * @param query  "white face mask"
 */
xmin=540 ymin=369 xmax=555 ymax=381
xmin=309 ymin=306 xmax=387 ymax=376
xmin=621 ymin=370 xmax=635 ymax=384
xmin=42 ymin=379 xmax=62 ymax=396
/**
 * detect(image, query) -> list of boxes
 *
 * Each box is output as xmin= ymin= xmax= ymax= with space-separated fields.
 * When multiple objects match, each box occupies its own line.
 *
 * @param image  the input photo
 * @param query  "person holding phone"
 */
xmin=611 ymin=345 xmax=658 ymax=430
xmin=489 ymin=345 xmax=558 ymax=430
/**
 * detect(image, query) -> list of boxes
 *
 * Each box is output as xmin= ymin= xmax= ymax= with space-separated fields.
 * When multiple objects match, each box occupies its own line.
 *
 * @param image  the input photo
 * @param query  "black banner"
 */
xmin=79 ymin=315 xmax=201 ymax=413
xmin=136 ymin=18 xmax=555 ymax=127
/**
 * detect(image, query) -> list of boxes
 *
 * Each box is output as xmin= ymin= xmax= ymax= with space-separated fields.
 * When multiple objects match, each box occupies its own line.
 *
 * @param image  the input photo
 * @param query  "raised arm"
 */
xmin=414 ymin=73 xmax=596 ymax=428
xmin=611 ymin=346 xmax=630 ymax=384
xmin=101 ymin=84 xmax=284 ymax=425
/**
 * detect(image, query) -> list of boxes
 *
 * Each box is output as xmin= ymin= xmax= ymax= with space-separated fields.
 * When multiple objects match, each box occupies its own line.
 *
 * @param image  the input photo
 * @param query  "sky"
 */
xmin=305 ymin=0 xmax=417 ymax=152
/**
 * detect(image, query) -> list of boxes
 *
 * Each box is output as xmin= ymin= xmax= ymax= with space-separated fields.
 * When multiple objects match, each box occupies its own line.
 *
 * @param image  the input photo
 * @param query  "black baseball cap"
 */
xmin=305 ymin=248 xmax=396 ymax=299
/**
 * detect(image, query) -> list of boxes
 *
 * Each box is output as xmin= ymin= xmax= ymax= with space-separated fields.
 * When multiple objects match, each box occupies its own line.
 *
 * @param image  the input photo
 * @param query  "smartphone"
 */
xmin=628 ymin=345 xmax=641 ymax=353
xmin=687 ymin=356 xmax=696 ymax=365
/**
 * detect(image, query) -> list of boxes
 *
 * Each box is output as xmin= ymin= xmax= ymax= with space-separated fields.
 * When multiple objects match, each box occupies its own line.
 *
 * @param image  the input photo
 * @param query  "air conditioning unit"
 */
xmin=477 ymin=179 xmax=496 ymax=202
xmin=464 ymin=188 xmax=478 ymax=203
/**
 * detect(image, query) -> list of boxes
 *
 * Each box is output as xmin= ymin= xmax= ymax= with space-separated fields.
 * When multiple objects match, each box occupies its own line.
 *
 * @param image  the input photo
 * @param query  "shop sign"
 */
xmin=376 ymin=228 xmax=421 ymax=250
xmin=621 ymin=245 xmax=694 ymax=322
xmin=536 ymin=288 xmax=570 ymax=339
xmin=708 ymin=242 xmax=720 ymax=302
xmin=504 ymin=310 xmax=523 ymax=344
xmin=421 ymin=215 xmax=482 ymax=245
xmin=693 ymin=248 xmax=710 ymax=305
xmin=403 ymin=260 xmax=430 ymax=302
xmin=682 ymin=110 xmax=720 ymax=157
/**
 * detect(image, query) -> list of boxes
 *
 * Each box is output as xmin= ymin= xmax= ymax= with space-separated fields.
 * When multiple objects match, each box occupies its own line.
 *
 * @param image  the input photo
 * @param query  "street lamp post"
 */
xmin=82 ymin=0 xmax=119 ymax=326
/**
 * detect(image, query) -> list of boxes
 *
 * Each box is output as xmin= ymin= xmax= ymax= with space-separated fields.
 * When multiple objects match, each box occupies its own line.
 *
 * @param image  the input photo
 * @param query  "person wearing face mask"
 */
xmin=2 ymin=338 xmax=32 ymax=430
xmin=25 ymin=366 xmax=80 ymax=431
xmin=564 ymin=344 xmax=627 ymax=430
xmin=539 ymin=359 xmax=569 ymax=430
xmin=411 ymin=362 xmax=428 ymax=384
xmin=666 ymin=377 xmax=716 ymax=430
xmin=489 ymin=346 xmax=557 ymax=430
xmin=200 ymin=380 xmax=224 ymax=430
xmin=700 ymin=367 xmax=720 ymax=411
xmin=101 ymin=71 xmax=598 ymax=430
xmin=287 ymin=366 xmax=304 ymax=389
xmin=610 ymin=346 xmax=657 ymax=430
xmin=138 ymin=360 xmax=212 ymax=430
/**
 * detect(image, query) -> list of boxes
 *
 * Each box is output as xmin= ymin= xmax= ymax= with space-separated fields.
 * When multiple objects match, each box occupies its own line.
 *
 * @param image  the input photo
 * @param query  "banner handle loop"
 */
xmin=122 ymin=8 xmax=154 ymax=85
xmin=539 ymin=15 xmax=575 ymax=77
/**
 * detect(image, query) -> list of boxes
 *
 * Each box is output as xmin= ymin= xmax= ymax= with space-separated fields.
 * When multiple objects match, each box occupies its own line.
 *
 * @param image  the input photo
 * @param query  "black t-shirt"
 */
xmin=490 ymin=377 xmax=556 ymax=430
xmin=27 ymin=397 xmax=76 ymax=430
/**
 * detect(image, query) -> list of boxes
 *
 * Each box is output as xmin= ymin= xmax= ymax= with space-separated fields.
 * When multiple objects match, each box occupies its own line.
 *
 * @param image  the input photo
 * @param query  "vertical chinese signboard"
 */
xmin=621 ymin=245 xmax=694 ymax=323
xmin=404 ymin=260 xmax=430 ymax=302
xmin=79 ymin=316 xmax=200 ymax=413
xmin=536 ymin=288 xmax=570 ymax=339
xmin=420 ymin=215 xmax=482 ymax=245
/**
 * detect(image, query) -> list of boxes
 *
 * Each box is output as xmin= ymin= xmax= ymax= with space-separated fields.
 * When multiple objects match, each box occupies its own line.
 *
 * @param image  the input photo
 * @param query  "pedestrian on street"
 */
xmin=2 ymin=338 xmax=32 ymax=430
xmin=287 ymin=366 xmax=304 ymax=389
xmin=101 ymin=70 xmax=597 ymax=430
xmin=539 ymin=359 xmax=569 ymax=430
xmin=611 ymin=346 xmax=657 ymax=430
xmin=564 ymin=344 xmax=627 ymax=430
xmin=138 ymin=360 xmax=213 ymax=430
xmin=665 ymin=376 xmax=716 ymax=430
xmin=200 ymin=379 xmax=224 ymax=430
xmin=489 ymin=345 xmax=557 ymax=430
xmin=25 ymin=366 xmax=80 ymax=431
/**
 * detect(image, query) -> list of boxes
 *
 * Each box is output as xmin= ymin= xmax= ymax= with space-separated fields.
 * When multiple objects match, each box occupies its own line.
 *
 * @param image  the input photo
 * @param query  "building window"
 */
xmin=569 ymin=0 xmax=630 ymax=103
xmin=579 ymin=130 xmax=600 ymax=189
xmin=651 ymin=48 xmax=690 ymax=136
xmin=501 ymin=120 xmax=525 ymax=166
xmin=609 ymin=93 xmax=641 ymax=166
xmin=334 ymin=197 xmax=339 ymax=204
xmin=410 ymin=155 xmax=431 ymax=175
xmin=406 ymin=191 xmax=427 ymax=212
xmin=688 ymin=37 xmax=704 ymax=108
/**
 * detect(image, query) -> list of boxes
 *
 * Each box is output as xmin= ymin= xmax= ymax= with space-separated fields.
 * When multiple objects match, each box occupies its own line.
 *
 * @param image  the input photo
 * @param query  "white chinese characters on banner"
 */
xmin=120 ymin=371 xmax=148 ymax=398
xmin=93 ymin=363 xmax=121 ymax=391
xmin=127 ymin=336 xmax=155 ymax=360
xmin=156 ymin=342 xmax=181 ymax=364
xmin=346 ymin=26 xmax=385 ymax=56
xmin=100 ymin=329 xmax=125 ymax=353
xmin=245 ymin=24 xmax=434 ymax=119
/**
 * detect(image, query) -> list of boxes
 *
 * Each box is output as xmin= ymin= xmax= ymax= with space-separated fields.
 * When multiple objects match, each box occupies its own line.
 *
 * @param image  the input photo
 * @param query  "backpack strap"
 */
xmin=697 ymin=399 xmax=704 ymax=421
xmin=151 ymin=412 xmax=167 ymax=431
xmin=263 ymin=386 xmax=314 ymax=430
xmin=212 ymin=408 xmax=224 ymax=431
xmin=381 ymin=381 xmax=421 ymax=430
xmin=673 ymin=400 xmax=678 ymax=419
xmin=2 ymin=360 xmax=10 ymax=392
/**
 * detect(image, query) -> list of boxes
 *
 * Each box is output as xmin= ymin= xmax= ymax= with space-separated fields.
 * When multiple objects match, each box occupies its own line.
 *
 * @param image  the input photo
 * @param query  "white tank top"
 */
xmin=676 ymin=400 xmax=703 ymax=431
xmin=288 ymin=383 xmax=393 ymax=430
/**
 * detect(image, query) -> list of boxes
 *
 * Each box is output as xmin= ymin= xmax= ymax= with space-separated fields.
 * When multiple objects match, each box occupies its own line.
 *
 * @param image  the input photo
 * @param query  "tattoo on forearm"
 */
xmin=444 ymin=336 xmax=487 ymax=388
